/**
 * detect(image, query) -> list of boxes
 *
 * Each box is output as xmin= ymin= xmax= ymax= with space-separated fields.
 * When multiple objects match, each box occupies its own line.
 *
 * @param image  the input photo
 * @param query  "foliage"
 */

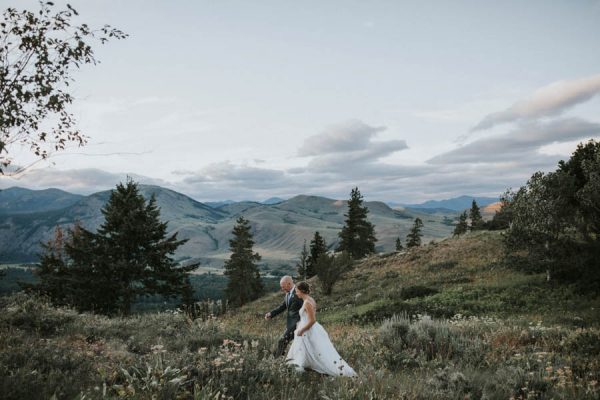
xmin=30 ymin=179 xmax=195 ymax=314
xmin=337 ymin=187 xmax=377 ymax=259
xmin=486 ymin=191 xmax=513 ymax=230
xmin=395 ymin=237 xmax=403 ymax=251
xmin=295 ymin=239 xmax=309 ymax=280
xmin=223 ymin=216 xmax=264 ymax=307
xmin=307 ymin=231 xmax=327 ymax=278
xmin=503 ymin=140 xmax=600 ymax=285
xmin=2 ymin=229 xmax=600 ymax=400
xmin=453 ymin=211 xmax=468 ymax=236
xmin=316 ymin=251 xmax=353 ymax=295
xmin=469 ymin=200 xmax=484 ymax=231
xmin=406 ymin=217 xmax=424 ymax=248
xmin=378 ymin=314 xmax=487 ymax=367
xmin=0 ymin=2 xmax=126 ymax=174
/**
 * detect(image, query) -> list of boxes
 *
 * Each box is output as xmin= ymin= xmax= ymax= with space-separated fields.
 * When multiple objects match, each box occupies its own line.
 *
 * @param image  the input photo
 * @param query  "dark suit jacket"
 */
xmin=269 ymin=289 xmax=304 ymax=331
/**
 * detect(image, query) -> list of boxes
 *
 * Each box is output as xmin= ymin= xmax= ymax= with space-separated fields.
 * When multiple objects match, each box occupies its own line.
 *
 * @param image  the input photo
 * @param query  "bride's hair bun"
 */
xmin=297 ymin=281 xmax=310 ymax=294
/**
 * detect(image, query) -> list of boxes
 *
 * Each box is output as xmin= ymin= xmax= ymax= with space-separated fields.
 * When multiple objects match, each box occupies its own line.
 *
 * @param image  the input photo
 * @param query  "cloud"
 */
xmin=297 ymin=119 xmax=409 ymax=177
xmin=430 ymin=118 xmax=600 ymax=164
xmin=472 ymin=73 xmax=600 ymax=131
xmin=298 ymin=120 xmax=388 ymax=156
xmin=179 ymin=161 xmax=288 ymax=189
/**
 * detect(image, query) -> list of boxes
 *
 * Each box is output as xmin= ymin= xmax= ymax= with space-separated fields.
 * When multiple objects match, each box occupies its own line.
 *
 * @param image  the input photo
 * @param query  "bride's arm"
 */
xmin=296 ymin=302 xmax=316 ymax=336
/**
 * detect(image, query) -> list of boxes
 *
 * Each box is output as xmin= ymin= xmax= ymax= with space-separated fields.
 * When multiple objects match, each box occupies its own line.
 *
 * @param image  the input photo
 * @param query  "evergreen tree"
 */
xmin=453 ymin=211 xmax=469 ymax=236
xmin=395 ymin=237 xmax=403 ymax=251
xmin=337 ymin=187 xmax=377 ymax=259
xmin=96 ymin=180 xmax=195 ymax=314
xmin=406 ymin=218 xmax=424 ymax=248
xmin=32 ymin=226 xmax=71 ymax=305
xmin=223 ymin=216 xmax=264 ymax=307
xmin=469 ymin=200 xmax=484 ymax=231
xmin=33 ymin=180 xmax=195 ymax=314
xmin=295 ymin=240 xmax=309 ymax=280
xmin=307 ymin=231 xmax=327 ymax=278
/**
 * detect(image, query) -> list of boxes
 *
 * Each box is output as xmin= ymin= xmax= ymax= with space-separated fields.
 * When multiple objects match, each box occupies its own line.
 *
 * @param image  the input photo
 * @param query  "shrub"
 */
xmin=399 ymin=285 xmax=439 ymax=299
xmin=428 ymin=260 xmax=458 ymax=271
xmin=0 ymin=336 xmax=96 ymax=400
xmin=0 ymin=293 xmax=77 ymax=336
xmin=562 ymin=329 xmax=600 ymax=356
xmin=377 ymin=314 xmax=487 ymax=369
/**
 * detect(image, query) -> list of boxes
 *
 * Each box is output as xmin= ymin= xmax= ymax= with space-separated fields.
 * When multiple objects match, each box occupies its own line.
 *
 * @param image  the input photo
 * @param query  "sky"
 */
xmin=1 ymin=0 xmax=600 ymax=203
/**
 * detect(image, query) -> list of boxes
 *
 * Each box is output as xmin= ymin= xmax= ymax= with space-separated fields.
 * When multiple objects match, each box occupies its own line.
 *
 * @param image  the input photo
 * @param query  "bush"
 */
xmin=377 ymin=314 xmax=487 ymax=369
xmin=0 ymin=336 xmax=96 ymax=400
xmin=0 ymin=293 xmax=77 ymax=336
xmin=562 ymin=329 xmax=600 ymax=357
xmin=399 ymin=285 xmax=439 ymax=299
xmin=428 ymin=260 xmax=458 ymax=271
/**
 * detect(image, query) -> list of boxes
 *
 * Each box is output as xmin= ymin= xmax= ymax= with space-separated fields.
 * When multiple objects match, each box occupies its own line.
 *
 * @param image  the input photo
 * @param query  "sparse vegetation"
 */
xmin=2 ymin=231 xmax=599 ymax=399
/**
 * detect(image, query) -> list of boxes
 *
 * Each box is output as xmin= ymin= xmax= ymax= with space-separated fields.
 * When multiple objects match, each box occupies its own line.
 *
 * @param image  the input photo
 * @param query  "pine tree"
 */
xmin=307 ymin=231 xmax=327 ymax=278
xmin=33 ymin=180 xmax=195 ymax=314
xmin=295 ymin=240 xmax=309 ymax=280
xmin=337 ymin=187 xmax=377 ymax=259
xmin=223 ymin=216 xmax=264 ymax=307
xmin=406 ymin=218 xmax=424 ymax=248
xmin=395 ymin=237 xmax=403 ymax=251
xmin=95 ymin=179 xmax=195 ymax=314
xmin=33 ymin=226 xmax=71 ymax=305
xmin=453 ymin=211 xmax=469 ymax=237
xmin=469 ymin=200 xmax=483 ymax=231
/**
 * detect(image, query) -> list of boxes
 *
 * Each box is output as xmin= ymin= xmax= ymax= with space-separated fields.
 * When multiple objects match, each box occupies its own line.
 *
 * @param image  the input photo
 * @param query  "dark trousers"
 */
xmin=274 ymin=327 xmax=295 ymax=357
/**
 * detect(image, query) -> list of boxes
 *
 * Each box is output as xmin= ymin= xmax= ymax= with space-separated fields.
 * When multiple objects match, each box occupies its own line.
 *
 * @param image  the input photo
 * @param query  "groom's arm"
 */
xmin=268 ymin=300 xmax=287 ymax=319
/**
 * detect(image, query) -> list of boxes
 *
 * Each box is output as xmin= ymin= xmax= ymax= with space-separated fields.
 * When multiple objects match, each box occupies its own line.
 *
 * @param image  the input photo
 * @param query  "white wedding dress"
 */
xmin=285 ymin=304 xmax=356 ymax=377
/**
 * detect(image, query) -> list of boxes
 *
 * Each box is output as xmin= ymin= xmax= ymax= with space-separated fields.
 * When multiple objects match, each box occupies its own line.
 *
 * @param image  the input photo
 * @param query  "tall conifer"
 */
xmin=469 ymin=200 xmax=483 ymax=231
xmin=406 ymin=217 xmax=424 ymax=248
xmin=33 ymin=179 xmax=195 ymax=314
xmin=223 ymin=216 xmax=263 ymax=307
xmin=453 ymin=211 xmax=469 ymax=236
xmin=296 ymin=240 xmax=309 ymax=280
xmin=337 ymin=187 xmax=377 ymax=259
xmin=307 ymin=231 xmax=327 ymax=278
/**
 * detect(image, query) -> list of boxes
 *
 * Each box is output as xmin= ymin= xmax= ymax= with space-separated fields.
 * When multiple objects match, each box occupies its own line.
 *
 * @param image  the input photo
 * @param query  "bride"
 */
xmin=285 ymin=281 xmax=356 ymax=377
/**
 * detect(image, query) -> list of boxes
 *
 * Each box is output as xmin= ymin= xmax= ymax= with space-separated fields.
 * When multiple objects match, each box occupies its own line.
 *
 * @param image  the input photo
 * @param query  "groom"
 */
xmin=264 ymin=275 xmax=304 ymax=357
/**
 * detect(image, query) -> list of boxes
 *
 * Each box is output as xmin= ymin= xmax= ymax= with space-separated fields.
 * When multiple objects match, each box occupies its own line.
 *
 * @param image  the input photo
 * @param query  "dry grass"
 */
xmin=1 ymin=231 xmax=599 ymax=399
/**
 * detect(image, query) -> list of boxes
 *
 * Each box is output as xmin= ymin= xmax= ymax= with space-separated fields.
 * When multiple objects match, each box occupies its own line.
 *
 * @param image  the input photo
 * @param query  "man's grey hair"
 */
xmin=280 ymin=275 xmax=293 ymax=284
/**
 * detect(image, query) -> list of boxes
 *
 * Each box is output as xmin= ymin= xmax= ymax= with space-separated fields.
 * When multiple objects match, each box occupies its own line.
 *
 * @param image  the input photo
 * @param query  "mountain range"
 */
xmin=396 ymin=195 xmax=498 ymax=211
xmin=0 ymin=186 xmax=478 ymax=271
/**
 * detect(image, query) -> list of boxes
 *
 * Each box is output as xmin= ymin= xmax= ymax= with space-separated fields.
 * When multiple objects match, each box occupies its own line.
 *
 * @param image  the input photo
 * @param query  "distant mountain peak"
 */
xmin=262 ymin=197 xmax=286 ymax=205
xmin=399 ymin=195 xmax=499 ymax=211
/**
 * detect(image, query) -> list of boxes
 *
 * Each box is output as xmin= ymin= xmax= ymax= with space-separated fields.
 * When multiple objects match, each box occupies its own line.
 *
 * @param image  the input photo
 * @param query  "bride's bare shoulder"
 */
xmin=306 ymin=297 xmax=317 ymax=309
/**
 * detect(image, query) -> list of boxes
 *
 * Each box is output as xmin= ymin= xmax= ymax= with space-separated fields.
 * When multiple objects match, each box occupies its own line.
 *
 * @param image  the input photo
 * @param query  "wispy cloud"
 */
xmin=430 ymin=118 xmax=600 ymax=164
xmin=298 ymin=120 xmax=389 ymax=156
xmin=471 ymin=73 xmax=600 ymax=131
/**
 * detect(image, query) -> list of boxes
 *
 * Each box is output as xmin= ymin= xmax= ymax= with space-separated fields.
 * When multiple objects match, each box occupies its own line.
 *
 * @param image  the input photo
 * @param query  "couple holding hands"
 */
xmin=264 ymin=275 xmax=356 ymax=377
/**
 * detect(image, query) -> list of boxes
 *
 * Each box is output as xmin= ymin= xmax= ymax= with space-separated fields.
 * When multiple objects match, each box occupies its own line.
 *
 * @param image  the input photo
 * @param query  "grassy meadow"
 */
xmin=1 ymin=231 xmax=599 ymax=399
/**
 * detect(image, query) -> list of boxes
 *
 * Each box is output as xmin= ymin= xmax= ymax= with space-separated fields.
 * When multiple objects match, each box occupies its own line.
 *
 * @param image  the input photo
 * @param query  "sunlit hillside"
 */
xmin=2 ymin=231 xmax=599 ymax=399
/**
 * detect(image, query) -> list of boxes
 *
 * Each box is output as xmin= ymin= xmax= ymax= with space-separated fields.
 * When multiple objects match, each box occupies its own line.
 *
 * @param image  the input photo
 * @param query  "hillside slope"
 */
xmin=2 ymin=231 xmax=598 ymax=400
